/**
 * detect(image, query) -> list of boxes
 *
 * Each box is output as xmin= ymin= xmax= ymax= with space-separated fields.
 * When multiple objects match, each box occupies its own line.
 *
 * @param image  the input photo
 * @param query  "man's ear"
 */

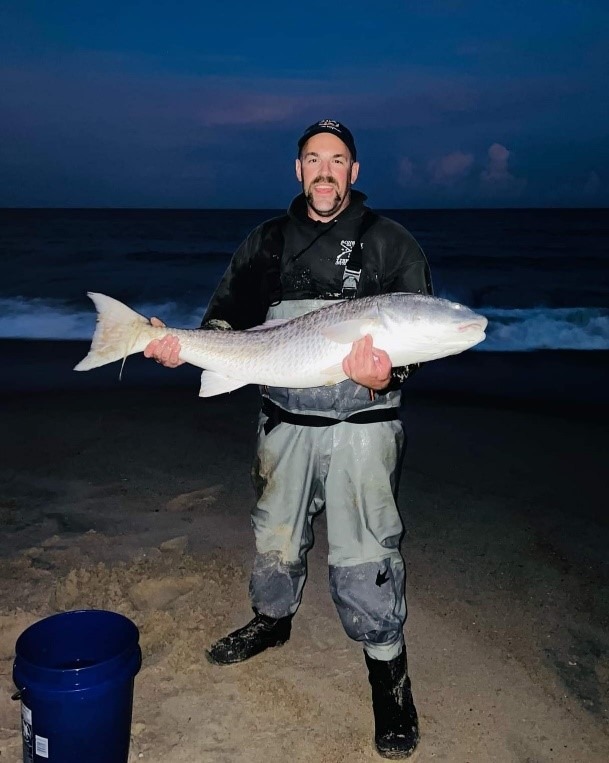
xmin=295 ymin=158 xmax=303 ymax=182
xmin=350 ymin=161 xmax=360 ymax=184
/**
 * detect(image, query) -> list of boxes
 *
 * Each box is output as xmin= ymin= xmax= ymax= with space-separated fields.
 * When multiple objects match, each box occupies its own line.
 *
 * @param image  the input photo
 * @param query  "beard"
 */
xmin=304 ymin=176 xmax=349 ymax=218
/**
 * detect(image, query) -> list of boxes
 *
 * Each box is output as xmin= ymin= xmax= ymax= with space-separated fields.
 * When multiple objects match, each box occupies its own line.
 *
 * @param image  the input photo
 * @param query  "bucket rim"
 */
xmin=14 ymin=609 xmax=140 ymax=679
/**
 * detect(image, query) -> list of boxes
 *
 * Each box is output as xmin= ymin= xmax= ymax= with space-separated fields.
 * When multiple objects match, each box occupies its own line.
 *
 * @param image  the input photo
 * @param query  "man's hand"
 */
xmin=342 ymin=335 xmax=392 ymax=391
xmin=143 ymin=317 xmax=184 ymax=368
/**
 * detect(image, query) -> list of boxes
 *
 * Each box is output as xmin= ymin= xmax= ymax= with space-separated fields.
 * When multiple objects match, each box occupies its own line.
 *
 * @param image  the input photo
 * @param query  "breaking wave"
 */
xmin=477 ymin=306 xmax=609 ymax=351
xmin=1 ymin=297 xmax=608 ymax=352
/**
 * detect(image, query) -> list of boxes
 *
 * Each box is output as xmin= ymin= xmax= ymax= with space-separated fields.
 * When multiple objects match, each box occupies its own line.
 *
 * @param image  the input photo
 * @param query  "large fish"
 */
xmin=75 ymin=292 xmax=487 ymax=397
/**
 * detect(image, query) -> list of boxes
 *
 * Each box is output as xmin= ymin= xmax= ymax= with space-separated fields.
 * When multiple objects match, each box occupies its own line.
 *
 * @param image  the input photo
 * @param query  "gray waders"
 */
xmin=250 ymin=299 xmax=408 ymax=661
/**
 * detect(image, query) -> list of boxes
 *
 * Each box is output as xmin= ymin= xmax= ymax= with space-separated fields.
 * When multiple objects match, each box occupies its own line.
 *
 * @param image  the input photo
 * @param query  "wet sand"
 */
xmin=0 ymin=344 xmax=608 ymax=762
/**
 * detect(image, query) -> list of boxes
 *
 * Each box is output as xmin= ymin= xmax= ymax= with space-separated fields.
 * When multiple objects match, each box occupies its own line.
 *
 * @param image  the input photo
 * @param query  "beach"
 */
xmin=0 ymin=344 xmax=608 ymax=762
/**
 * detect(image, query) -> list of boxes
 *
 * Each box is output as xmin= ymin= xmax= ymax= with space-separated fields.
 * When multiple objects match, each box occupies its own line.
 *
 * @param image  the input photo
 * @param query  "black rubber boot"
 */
xmin=205 ymin=610 xmax=292 ymax=665
xmin=365 ymin=650 xmax=420 ymax=759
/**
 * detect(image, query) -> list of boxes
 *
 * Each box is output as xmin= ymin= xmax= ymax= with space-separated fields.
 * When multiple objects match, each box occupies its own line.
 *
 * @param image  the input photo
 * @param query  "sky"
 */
xmin=1 ymin=0 xmax=608 ymax=208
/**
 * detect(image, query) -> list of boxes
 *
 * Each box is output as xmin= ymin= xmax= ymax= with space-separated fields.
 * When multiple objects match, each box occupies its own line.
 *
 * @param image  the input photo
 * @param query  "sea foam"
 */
xmin=1 ymin=297 xmax=608 ymax=352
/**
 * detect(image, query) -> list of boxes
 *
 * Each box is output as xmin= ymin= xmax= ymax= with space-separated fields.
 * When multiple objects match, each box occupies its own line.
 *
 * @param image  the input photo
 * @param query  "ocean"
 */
xmin=1 ymin=207 xmax=608 ymax=405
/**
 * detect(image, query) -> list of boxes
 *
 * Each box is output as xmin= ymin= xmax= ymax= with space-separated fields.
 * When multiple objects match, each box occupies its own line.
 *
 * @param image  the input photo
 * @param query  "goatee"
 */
xmin=306 ymin=190 xmax=343 ymax=217
xmin=305 ymin=177 xmax=347 ymax=218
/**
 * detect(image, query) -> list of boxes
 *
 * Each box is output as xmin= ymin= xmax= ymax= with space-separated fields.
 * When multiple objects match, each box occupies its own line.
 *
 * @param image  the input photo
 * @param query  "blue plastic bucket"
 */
xmin=12 ymin=609 xmax=141 ymax=763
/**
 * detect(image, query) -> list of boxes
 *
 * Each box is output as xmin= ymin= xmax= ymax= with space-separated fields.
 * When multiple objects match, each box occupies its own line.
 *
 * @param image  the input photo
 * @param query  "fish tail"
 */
xmin=74 ymin=292 xmax=153 ymax=371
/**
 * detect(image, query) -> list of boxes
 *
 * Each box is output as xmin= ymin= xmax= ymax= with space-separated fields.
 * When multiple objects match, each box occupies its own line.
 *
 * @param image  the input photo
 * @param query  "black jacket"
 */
xmin=202 ymin=190 xmax=432 ymax=330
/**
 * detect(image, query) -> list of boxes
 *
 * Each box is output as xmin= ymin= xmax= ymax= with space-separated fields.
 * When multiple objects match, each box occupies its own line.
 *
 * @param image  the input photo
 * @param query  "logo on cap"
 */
xmin=317 ymin=119 xmax=342 ymax=131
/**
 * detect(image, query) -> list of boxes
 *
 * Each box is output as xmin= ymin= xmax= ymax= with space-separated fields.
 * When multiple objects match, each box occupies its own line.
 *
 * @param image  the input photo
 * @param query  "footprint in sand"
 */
xmin=165 ymin=485 xmax=223 ymax=513
xmin=159 ymin=536 xmax=189 ymax=553
xmin=128 ymin=576 xmax=200 ymax=611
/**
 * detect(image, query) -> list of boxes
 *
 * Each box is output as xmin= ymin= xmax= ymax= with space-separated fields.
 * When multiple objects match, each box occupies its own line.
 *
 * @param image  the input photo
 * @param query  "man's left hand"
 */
xmin=342 ymin=335 xmax=392 ymax=391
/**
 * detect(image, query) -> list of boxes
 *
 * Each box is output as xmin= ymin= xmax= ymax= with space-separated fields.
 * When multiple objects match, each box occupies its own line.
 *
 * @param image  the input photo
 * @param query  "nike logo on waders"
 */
xmin=375 ymin=570 xmax=389 ymax=587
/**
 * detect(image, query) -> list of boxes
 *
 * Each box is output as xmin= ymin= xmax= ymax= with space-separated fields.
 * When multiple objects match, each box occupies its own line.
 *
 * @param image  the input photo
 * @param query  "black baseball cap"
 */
xmin=297 ymin=119 xmax=357 ymax=160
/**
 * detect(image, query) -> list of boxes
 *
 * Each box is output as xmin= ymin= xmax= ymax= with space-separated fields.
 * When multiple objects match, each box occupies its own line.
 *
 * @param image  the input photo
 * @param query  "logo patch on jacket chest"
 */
xmin=336 ymin=240 xmax=362 ymax=266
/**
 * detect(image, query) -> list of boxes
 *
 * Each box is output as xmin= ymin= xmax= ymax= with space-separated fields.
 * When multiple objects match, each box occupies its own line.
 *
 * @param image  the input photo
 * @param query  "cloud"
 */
xmin=1 ymin=48 xmax=607 ymax=207
xmin=547 ymin=170 xmax=605 ymax=206
xmin=481 ymin=143 xmax=511 ymax=183
xmin=196 ymin=94 xmax=301 ymax=127
xmin=398 ymin=157 xmax=416 ymax=186
xmin=480 ymin=143 xmax=526 ymax=196
xmin=428 ymin=151 xmax=474 ymax=185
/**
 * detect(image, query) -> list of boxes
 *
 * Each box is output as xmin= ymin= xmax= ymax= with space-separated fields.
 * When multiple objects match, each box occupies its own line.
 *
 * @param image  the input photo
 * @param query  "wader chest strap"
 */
xmin=341 ymin=210 xmax=379 ymax=298
xmin=262 ymin=398 xmax=398 ymax=435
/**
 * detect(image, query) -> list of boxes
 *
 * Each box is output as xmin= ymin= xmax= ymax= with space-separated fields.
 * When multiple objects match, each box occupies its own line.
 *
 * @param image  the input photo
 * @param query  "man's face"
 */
xmin=295 ymin=133 xmax=359 ymax=221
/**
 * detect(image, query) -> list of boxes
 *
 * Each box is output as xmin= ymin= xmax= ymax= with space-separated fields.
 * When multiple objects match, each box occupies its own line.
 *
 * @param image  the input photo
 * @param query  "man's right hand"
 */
xmin=143 ymin=317 xmax=185 ymax=368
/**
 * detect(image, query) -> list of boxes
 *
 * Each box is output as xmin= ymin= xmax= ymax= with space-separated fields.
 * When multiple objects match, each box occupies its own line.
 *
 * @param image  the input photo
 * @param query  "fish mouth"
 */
xmin=457 ymin=318 xmax=487 ymax=347
xmin=458 ymin=317 xmax=488 ymax=333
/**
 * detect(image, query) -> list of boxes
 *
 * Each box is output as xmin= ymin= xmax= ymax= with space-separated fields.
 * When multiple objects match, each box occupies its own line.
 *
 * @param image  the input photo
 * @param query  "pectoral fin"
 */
xmin=320 ymin=318 xmax=380 ymax=344
xmin=199 ymin=371 xmax=248 ymax=397
xmin=320 ymin=363 xmax=348 ymax=385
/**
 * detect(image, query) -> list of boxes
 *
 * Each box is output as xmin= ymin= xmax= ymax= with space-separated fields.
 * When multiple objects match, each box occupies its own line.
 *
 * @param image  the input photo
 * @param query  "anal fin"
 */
xmin=320 ymin=363 xmax=348 ymax=385
xmin=199 ymin=371 xmax=248 ymax=397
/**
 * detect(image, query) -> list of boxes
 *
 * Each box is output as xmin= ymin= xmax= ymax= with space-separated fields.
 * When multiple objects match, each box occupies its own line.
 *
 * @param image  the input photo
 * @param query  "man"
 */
xmin=145 ymin=119 xmax=432 ymax=759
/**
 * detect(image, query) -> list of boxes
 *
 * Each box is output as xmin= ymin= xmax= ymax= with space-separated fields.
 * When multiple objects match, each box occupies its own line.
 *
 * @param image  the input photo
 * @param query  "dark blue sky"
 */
xmin=1 ymin=0 xmax=607 ymax=208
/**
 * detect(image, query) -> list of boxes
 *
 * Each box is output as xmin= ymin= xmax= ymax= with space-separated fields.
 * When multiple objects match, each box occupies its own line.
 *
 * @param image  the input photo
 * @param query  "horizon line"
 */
xmin=1 ymin=205 xmax=608 ymax=212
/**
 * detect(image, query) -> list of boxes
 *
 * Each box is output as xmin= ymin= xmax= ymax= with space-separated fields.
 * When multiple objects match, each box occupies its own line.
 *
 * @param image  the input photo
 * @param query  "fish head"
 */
xmin=443 ymin=299 xmax=488 ymax=345
xmin=382 ymin=295 xmax=488 ymax=364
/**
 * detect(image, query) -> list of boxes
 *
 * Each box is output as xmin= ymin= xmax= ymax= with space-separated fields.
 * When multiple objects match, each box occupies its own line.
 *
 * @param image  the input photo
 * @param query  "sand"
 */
xmin=0 ymin=353 xmax=608 ymax=762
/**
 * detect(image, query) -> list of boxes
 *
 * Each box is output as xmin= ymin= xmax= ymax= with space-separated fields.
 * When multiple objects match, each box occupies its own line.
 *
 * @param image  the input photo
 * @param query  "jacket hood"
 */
xmin=287 ymin=189 xmax=368 ymax=226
